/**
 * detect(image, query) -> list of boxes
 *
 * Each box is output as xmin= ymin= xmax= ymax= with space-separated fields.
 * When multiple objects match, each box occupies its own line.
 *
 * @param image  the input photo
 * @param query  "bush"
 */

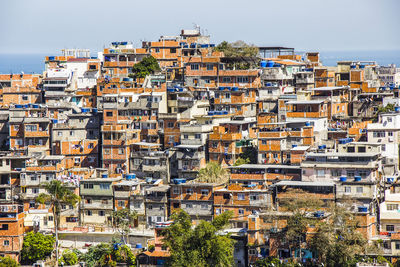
xmin=0 ymin=256 xmax=19 ymax=267
xmin=59 ymin=249 xmax=78 ymax=266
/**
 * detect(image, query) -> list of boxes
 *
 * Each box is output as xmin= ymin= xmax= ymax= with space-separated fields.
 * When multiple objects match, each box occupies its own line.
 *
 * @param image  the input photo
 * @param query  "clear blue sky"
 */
xmin=1 ymin=0 xmax=399 ymax=54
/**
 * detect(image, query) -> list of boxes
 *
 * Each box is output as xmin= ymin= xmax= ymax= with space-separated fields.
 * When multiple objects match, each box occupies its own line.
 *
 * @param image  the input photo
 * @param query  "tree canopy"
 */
xmin=82 ymin=242 xmax=136 ymax=267
xmin=215 ymin=40 xmax=259 ymax=58
xmin=111 ymin=208 xmax=137 ymax=244
xmin=129 ymin=56 xmax=160 ymax=79
xmin=21 ymin=231 xmax=55 ymax=264
xmin=161 ymin=210 xmax=235 ymax=267
xmin=196 ymin=162 xmax=229 ymax=184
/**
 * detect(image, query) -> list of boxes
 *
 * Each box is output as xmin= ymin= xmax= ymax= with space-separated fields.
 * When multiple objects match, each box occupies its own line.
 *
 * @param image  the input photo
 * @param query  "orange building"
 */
xmin=0 ymin=204 xmax=24 ymax=260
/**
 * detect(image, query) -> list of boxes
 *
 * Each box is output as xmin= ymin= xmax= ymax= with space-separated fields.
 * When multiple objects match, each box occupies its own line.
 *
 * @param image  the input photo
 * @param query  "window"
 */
xmin=358 ymin=146 xmax=366 ymax=153
xmin=261 ymin=140 xmax=267 ymax=145
xmin=206 ymin=64 xmax=213 ymax=70
xmin=238 ymin=209 xmax=244 ymax=215
xmin=237 ymin=76 xmax=249 ymax=83
xmin=86 ymin=210 xmax=92 ymax=216
xmin=396 ymin=242 xmax=400 ymax=250
xmin=48 ymin=216 xmax=53 ymax=221
xmin=3 ymin=240 xmax=9 ymax=246
xmin=215 ymin=208 xmax=221 ymax=215
xmin=70 ymin=131 xmax=74 ymax=136
xmin=223 ymin=193 xmax=231 ymax=199
xmin=118 ymin=201 xmax=125 ymax=207
xmin=25 ymin=125 xmax=37 ymax=132
xmin=331 ymin=169 xmax=341 ymax=177
xmin=186 ymin=203 xmax=193 ymax=209
xmin=225 ymin=93 xmax=230 ymax=99
xmin=104 ymin=148 xmax=110 ymax=155
xmin=118 ymin=148 xmax=124 ymax=154
xmin=170 ymin=48 xmax=176 ymax=53
xmin=237 ymin=193 xmax=245 ymax=200
xmin=29 ymin=202 xmax=35 ymax=208
xmin=88 ymin=143 xmax=94 ymax=149
xmin=222 ymin=77 xmax=231 ymax=83
xmin=195 ymin=134 xmax=201 ymax=139
xmin=317 ymin=169 xmax=325 ymax=177
xmin=249 ymin=249 xmax=256 ymax=255
xmin=16 ymin=139 xmax=23 ymax=146
xmin=183 ymin=134 xmax=188 ymax=139
xmin=387 ymin=225 xmax=395 ymax=232
xmin=201 ymin=189 xmax=209 ymax=196
xmin=32 ymin=188 xmax=39 ymax=194
xmin=14 ymin=125 xmax=19 ymax=131
xmin=100 ymin=183 xmax=110 ymax=190
xmin=167 ymin=122 xmax=174 ymax=128
xmin=155 ymin=48 xmax=160 ymax=53
xmin=106 ymin=112 xmax=113 ymax=117
xmin=201 ymin=204 xmax=208 ymax=209
xmin=356 ymin=187 xmax=363 ymax=193
xmin=387 ymin=204 xmax=399 ymax=211
xmin=84 ymin=183 xmax=94 ymax=189
xmin=191 ymin=64 xmax=199 ymax=70
xmin=98 ymin=211 xmax=105 ymax=216
xmin=186 ymin=188 xmax=193 ymax=195
xmin=347 ymin=170 xmax=355 ymax=178
xmin=250 ymin=194 xmax=258 ymax=201
xmin=74 ymin=157 xmax=80 ymax=164
xmin=212 ymin=142 xmax=218 ymax=148
xmin=57 ymin=131 xmax=63 ymax=136
xmin=344 ymin=187 xmax=351 ymax=193
xmin=173 ymin=187 xmax=180 ymax=195
xmin=382 ymin=144 xmax=386 ymax=151
xmin=0 ymin=224 xmax=8 ymax=230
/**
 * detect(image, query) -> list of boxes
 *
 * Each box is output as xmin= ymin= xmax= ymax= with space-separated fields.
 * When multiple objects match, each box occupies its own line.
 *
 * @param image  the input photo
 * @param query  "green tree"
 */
xmin=21 ymin=231 xmax=55 ymax=264
xmin=238 ymin=146 xmax=258 ymax=164
xmin=215 ymin=40 xmax=259 ymax=58
xmin=111 ymin=208 xmax=137 ymax=244
xmin=129 ymin=56 xmax=160 ymax=79
xmin=0 ymin=256 xmax=19 ymax=267
xmin=162 ymin=210 xmax=235 ymax=267
xmin=36 ymin=180 xmax=80 ymax=266
xmin=59 ymin=249 xmax=78 ymax=266
xmin=233 ymin=157 xmax=250 ymax=166
xmin=82 ymin=242 xmax=136 ymax=267
xmin=114 ymin=245 xmax=136 ymax=267
xmin=309 ymin=205 xmax=367 ymax=267
xmin=197 ymin=162 xmax=229 ymax=184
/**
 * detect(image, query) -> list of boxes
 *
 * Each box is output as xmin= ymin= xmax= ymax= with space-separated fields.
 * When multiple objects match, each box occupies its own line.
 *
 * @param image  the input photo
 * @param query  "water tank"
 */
xmin=358 ymin=206 xmax=368 ymax=213
xmin=32 ymin=104 xmax=39 ymax=108
xmin=232 ymin=87 xmax=239 ymax=91
xmin=52 ymin=119 xmax=58 ymax=124
xmin=125 ymin=174 xmax=136 ymax=180
xmin=387 ymin=177 xmax=395 ymax=183
xmin=101 ymin=174 xmax=108 ymax=178
xmin=266 ymin=61 xmax=274 ymax=67
xmin=219 ymin=87 xmax=225 ymax=91
xmin=15 ymin=104 xmax=23 ymax=108
xmin=350 ymin=65 xmax=356 ymax=69
xmin=340 ymin=176 xmax=347 ymax=182
xmin=260 ymin=61 xmax=267 ymax=68
xmin=135 ymin=243 xmax=143 ymax=249
xmin=208 ymin=111 xmax=214 ymax=116
xmin=223 ymin=110 xmax=228 ymax=115
xmin=354 ymin=176 xmax=362 ymax=182
xmin=359 ymin=65 xmax=365 ymax=69
xmin=395 ymin=107 xmax=400 ymax=112
xmin=305 ymin=122 xmax=311 ymax=126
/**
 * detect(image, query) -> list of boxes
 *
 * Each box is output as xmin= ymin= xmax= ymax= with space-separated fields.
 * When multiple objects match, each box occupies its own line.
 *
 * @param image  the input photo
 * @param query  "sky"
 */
xmin=0 ymin=0 xmax=399 ymax=55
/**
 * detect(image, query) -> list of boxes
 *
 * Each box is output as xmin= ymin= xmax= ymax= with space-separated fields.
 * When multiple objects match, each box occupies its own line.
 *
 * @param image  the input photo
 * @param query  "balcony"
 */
xmin=24 ymin=130 xmax=50 ymax=137
xmin=286 ymin=111 xmax=327 ymax=118
xmin=114 ymin=191 xmax=130 ymax=198
xmin=81 ymin=202 xmax=113 ymax=210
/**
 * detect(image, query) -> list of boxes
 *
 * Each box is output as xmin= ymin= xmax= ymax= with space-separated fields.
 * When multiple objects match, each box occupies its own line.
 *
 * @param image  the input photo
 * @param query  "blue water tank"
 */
xmin=15 ymin=104 xmax=23 ymax=108
xmin=358 ymin=206 xmax=368 ymax=213
xmin=125 ymin=174 xmax=136 ymax=180
xmin=274 ymin=63 xmax=281 ymax=67
xmin=92 ymin=108 xmax=98 ymax=114
xmin=359 ymin=65 xmax=365 ymax=69
xmin=167 ymin=88 xmax=175 ymax=92
xmin=219 ymin=87 xmax=225 ymax=91
xmin=102 ymin=174 xmax=108 ymax=178
xmin=305 ymin=122 xmax=311 ymax=126
xmin=32 ymin=104 xmax=39 ymax=108
xmin=260 ymin=61 xmax=267 ymax=68
xmin=318 ymin=145 xmax=324 ymax=149
xmin=81 ymin=108 xmax=89 ymax=113
xmin=48 ymin=56 xmax=55 ymax=61
xmin=354 ymin=176 xmax=362 ymax=182
xmin=52 ymin=119 xmax=58 ymax=124
xmin=223 ymin=110 xmax=228 ymax=115
xmin=135 ymin=243 xmax=143 ymax=249
xmin=322 ymin=144 xmax=327 ymax=149
xmin=395 ymin=107 xmax=400 ymax=112
xmin=387 ymin=177 xmax=395 ymax=183
xmin=266 ymin=61 xmax=274 ymax=67
xmin=350 ymin=65 xmax=356 ymax=69
xmin=208 ymin=111 xmax=214 ymax=116
xmin=340 ymin=176 xmax=347 ymax=182
xmin=292 ymin=144 xmax=298 ymax=148
xmin=232 ymin=87 xmax=239 ymax=91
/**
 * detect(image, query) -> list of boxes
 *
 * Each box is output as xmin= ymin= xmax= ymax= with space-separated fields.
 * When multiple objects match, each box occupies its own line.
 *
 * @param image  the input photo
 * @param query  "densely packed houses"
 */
xmin=0 ymin=27 xmax=400 ymax=265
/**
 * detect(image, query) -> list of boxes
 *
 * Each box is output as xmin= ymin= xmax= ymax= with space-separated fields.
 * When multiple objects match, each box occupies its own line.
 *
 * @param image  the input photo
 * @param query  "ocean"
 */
xmin=0 ymin=50 xmax=399 ymax=74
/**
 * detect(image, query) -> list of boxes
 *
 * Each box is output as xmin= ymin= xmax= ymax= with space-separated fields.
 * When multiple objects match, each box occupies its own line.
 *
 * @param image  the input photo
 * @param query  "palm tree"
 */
xmin=36 ymin=180 xmax=80 ymax=266
xmin=196 ymin=162 xmax=229 ymax=184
